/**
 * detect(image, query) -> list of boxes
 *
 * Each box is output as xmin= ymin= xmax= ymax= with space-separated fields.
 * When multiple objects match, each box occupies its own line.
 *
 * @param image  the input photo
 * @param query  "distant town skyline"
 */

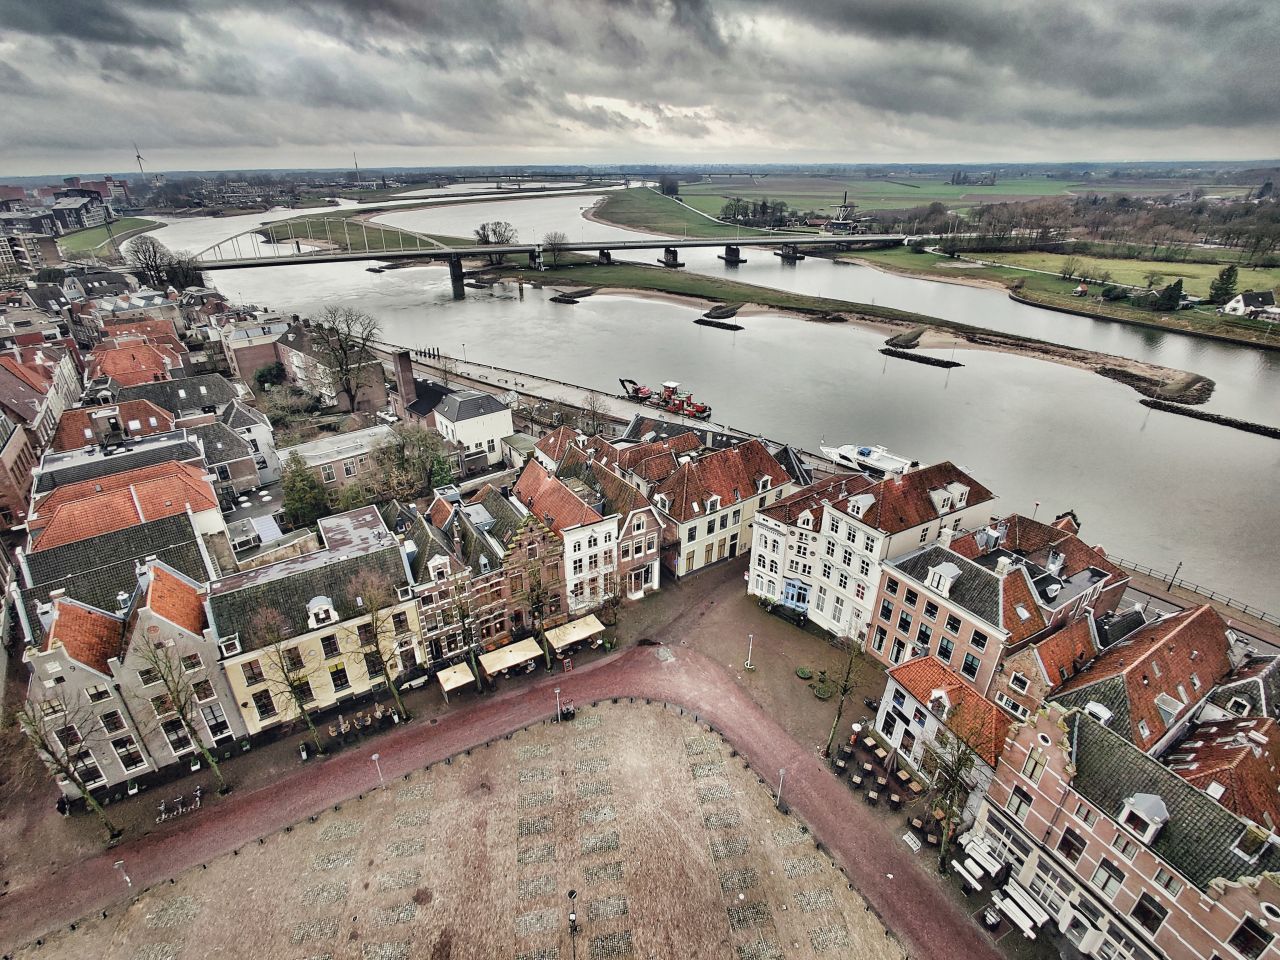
xmin=1 ymin=0 xmax=1277 ymax=176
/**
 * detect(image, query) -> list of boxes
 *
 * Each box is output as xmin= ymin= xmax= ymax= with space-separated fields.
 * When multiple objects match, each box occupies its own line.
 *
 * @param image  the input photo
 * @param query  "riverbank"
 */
xmin=499 ymin=264 xmax=1214 ymax=405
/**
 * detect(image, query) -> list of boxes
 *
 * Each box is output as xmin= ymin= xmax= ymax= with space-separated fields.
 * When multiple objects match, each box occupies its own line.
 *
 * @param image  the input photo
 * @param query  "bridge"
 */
xmin=191 ymin=216 xmax=916 ymax=297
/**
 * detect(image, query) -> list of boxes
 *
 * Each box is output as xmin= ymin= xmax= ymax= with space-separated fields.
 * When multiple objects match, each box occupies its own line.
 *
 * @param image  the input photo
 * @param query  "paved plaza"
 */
xmin=17 ymin=703 xmax=902 ymax=960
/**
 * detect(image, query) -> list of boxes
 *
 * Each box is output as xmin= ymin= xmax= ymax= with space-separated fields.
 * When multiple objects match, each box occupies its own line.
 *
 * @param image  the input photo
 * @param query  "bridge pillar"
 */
xmin=597 ymin=249 xmax=613 ymax=265
xmin=773 ymin=243 xmax=806 ymax=263
xmin=718 ymin=244 xmax=746 ymax=266
xmin=528 ymin=247 xmax=545 ymax=270
xmin=658 ymin=247 xmax=685 ymax=268
xmin=448 ymin=254 xmax=465 ymax=299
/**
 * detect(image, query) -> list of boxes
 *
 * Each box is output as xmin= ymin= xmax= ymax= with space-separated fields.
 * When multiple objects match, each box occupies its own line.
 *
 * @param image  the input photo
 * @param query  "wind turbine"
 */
xmin=133 ymin=142 xmax=147 ymax=179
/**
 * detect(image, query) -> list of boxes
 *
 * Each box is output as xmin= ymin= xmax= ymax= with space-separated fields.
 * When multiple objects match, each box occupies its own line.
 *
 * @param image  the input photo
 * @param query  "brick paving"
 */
xmin=0 ymin=641 xmax=998 ymax=960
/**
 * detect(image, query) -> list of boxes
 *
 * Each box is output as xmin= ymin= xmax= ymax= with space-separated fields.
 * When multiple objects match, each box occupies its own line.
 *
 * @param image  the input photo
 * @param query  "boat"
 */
xmin=366 ymin=266 xmax=385 ymax=273
xmin=619 ymin=379 xmax=712 ymax=420
xmin=820 ymin=443 xmax=917 ymax=479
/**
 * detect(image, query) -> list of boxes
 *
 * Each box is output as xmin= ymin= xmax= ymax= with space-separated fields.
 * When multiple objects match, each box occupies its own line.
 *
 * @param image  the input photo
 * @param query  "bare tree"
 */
xmin=822 ymin=636 xmax=859 ymax=758
xmin=1059 ymin=256 xmax=1081 ymax=280
xmin=312 ymin=306 xmax=382 ymax=413
xmin=132 ymin=644 xmax=230 ymax=793
xmin=542 ymin=230 xmax=569 ymax=267
xmin=374 ymin=420 xmax=445 ymax=499
xmin=923 ymin=719 xmax=983 ymax=872
xmin=474 ymin=221 xmax=517 ymax=264
xmin=437 ymin=354 xmax=459 ymax=386
xmin=546 ymin=396 xmax=580 ymax=429
xmin=251 ymin=609 xmax=325 ymax=754
xmin=579 ymin=391 xmax=610 ymax=437
xmin=347 ymin=572 xmax=411 ymax=721
xmin=14 ymin=694 xmax=121 ymax=840
xmin=126 ymin=234 xmax=175 ymax=288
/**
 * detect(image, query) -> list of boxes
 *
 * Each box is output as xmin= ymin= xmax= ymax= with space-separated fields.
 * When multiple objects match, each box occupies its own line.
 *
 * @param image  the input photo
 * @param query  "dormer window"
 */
xmin=1235 ymin=826 xmax=1269 ymax=862
xmin=1228 ymin=696 xmax=1251 ymax=717
xmin=307 ymin=596 xmax=337 ymax=629
xmin=1119 ymin=794 xmax=1169 ymax=845
xmin=757 ymin=477 xmax=771 ymax=494
xmin=927 ymin=562 xmax=961 ymax=599
xmin=707 ymin=496 xmax=720 ymax=513
xmin=654 ymin=494 xmax=669 ymax=513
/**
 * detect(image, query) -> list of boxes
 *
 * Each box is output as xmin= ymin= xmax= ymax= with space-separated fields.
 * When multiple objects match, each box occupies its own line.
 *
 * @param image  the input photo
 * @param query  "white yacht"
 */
xmin=819 ymin=443 xmax=917 ymax=479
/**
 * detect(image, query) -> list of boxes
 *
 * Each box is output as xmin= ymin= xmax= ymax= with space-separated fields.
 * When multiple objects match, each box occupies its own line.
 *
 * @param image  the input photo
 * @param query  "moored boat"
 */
xmin=819 ymin=443 xmax=917 ymax=479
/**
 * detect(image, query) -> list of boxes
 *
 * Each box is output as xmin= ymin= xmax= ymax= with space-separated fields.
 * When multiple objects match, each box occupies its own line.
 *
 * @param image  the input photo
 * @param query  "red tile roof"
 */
xmin=31 ymin=462 xmax=218 ymax=550
xmin=853 ymin=462 xmax=995 ymax=535
xmin=50 ymin=400 xmax=176 ymax=451
xmin=44 ymin=600 xmax=124 ymax=675
xmin=0 ymin=356 xmax=49 ymax=393
xmin=615 ymin=432 xmax=701 ymax=472
xmin=145 ymin=565 xmax=205 ymax=634
xmin=889 ymin=657 xmax=1010 ymax=766
xmin=761 ymin=473 xmax=875 ymax=527
xmin=652 ymin=439 xmax=789 ymax=524
xmin=87 ymin=343 xmax=178 ymax=386
xmin=427 ymin=494 xmax=454 ymax=529
xmin=513 ymin=460 xmax=603 ymax=534
xmin=534 ymin=426 xmax=578 ymax=464
xmin=1002 ymin=566 xmax=1049 ymax=644
xmin=951 ymin=513 xmax=1126 ymax=584
xmin=1034 ymin=618 xmax=1099 ymax=691
xmin=1171 ymin=718 xmax=1280 ymax=829
xmin=1054 ymin=605 xmax=1233 ymax=750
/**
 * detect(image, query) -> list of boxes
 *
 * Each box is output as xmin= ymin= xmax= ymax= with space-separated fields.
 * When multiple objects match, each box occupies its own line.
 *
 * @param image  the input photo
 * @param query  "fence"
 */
xmin=1107 ymin=554 xmax=1280 ymax=628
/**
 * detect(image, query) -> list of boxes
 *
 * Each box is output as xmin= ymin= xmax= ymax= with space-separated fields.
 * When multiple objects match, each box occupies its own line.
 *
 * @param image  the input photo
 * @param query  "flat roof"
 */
xmin=281 ymin=425 xmax=393 ymax=467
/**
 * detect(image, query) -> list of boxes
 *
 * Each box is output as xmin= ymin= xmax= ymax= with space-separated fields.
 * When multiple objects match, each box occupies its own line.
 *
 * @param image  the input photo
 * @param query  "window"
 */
xmin=885 ymin=578 xmax=899 ymax=596
xmin=842 ymin=548 xmax=853 ymax=566
xmin=86 ymin=684 xmax=111 ymax=703
xmin=879 ymin=599 xmax=893 ymax=622
xmin=240 ymin=660 xmax=265 ymax=686
xmin=971 ymin=631 xmax=988 ymax=651
xmin=815 ymin=586 xmax=827 ymax=613
xmin=113 ymin=736 xmax=146 ymax=771
xmin=889 ymin=639 xmax=906 ymax=664
xmin=917 ymin=623 xmax=932 ymax=647
xmin=100 ymin=710 xmax=126 ymax=734
xmin=1137 ymin=719 xmax=1150 ymax=739
xmin=863 ymin=534 xmax=876 ymax=552
xmin=855 ymin=582 xmax=866 ymax=601
xmin=897 ymin=610 xmax=913 ymax=635
xmin=924 ymin=601 xmax=938 ymax=620
xmin=945 ymin=614 xmax=961 ymax=633
xmin=572 ymin=558 xmax=584 ymax=576
xmin=821 ymin=562 xmax=833 ymax=580
xmin=284 ymin=647 xmax=305 ymax=672
xmin=859 ymin=558 xmax=871 ymax=577
xmin=1075 ymin=802 xmax=1097 ymax=827
xmin=1230 ymin=918 xmax=1275 ymax=960
xmin=321 ymin=464 xmax=336 ymax=483
xmin=832 ymin=597 xmax=844 ymax=623
xmin=193 ymin=679 xmax=215 ymax=702
xmin=706 ymin=521 xmax=714 ymax=537
xmin=937 ymin=636 xmax=954 ymax=662
xmin=251 ymin=689 xmax=277 ymax=720
xmin=996 ymin=691 xmax=1029 ymax=719
xmin=686 ymin=526 xmax=697 ymax=544
xmin=872 ymin=626 xmax=887 ymax=653
xmin=1113 ymin=833 xmax=1138 ymax=862
xmin=837 ymin=571 xmax=849 ymax=590
xmin=919 ymin=526 xmax=930 ymax=544
xmin=137 ymin=666 xmax=161 ymax=686
xmin=621 ymin=542 xmax=632 ymax=560
xmin=201 ymin=702 xmax=232 ymax=738
xmin=343 ymin=458 xmax=357 ymax=478
xmin=181 ymin=653 xmax=202 ymax=672
xmin=1058 ymin=827 xmax=1087 ymax=864
xmin=1153 ymin=867 xmax=1183 ymax=896
xmin=1090 ymin=859 xmax=1125 ymax=900
xmin=329 ymin=664 xmax=351 ymax=691
xmin=392 ymin=611 xmax=409 ymax=635
xmin=161 ymin=717 xmax=192 ymax=754
xmin=151 ymin=694 xmax=175 ymax=718
xmin=961 ymin=653 xmax=980 ymax=680
xmin=1021 ymin=749 xmax=1046 ymax=784
xmin=365 ymin=651 xmax=385 ymax=682
xmin=1006 ymin=786 xmax=1033 ymax=822
xmin=1010 ymin=672 xmax=1030 ymax=694
xmin=321 ymin=635 xmax=340 ymax=659
xmin=825 ymin=541 xmax=836 ymax=558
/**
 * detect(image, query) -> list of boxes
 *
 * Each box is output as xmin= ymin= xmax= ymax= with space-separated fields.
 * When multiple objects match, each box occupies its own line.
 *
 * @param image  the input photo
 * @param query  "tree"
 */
xmin=1153 ymin=278 xmax=1184 ymax=312
xmin=1143 ymin=270 xmax=1164 ymax=289
xmin=347 ymin=572 xmax=411 ymax=721
xmin=542 ymin=230 xmax=569 ymax=267
xmin=312 ymin=305 xmax=381 ymax=413
xmin=282 ymin=451 xmax=328 ymax=528
xmin=437 ymin=354 xmax=459 ymax=386
xmin=131 ymin=644 xmax=230 ymax=793
xmin=474 ymin=221 xmax=517 ymax=264
xmin=165 ymin=252 xmax=205 ymax=290
xmin=253 ymin=362 xmax=287 ymax=392
xmin=430 ymin=455 xmax=454 ymax=491
xmin=251 ymin=609 xmax=325 ymax=754
xmin=126 ymin=235 xmax=176 ymax=288
xmin=14 ymin=694 xmax=121 ymax=840
xmin=1059 ymin=256 xmax=1081 ymax=280
xmin=923 ymin=722 xmax=982 ymax=872
xmin=822 ymin=637 xmax=860 ymax=759
xmin=1209 ymin=264 xmax=1239 ymax=305
xmin=579 ymin=391 xmax=610 ymax=437
xmin=658 ymin=176 xmax=680 ymax=197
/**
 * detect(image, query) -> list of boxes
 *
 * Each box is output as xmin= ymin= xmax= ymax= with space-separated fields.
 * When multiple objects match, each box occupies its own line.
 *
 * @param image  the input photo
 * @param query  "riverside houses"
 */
xmin=975 ymin=702 xmax=1280 ymax=960
xmin=206 ymin=507 xmax=422 ymax=737
xmin=749 ymin=463 xmax=994 ymax=642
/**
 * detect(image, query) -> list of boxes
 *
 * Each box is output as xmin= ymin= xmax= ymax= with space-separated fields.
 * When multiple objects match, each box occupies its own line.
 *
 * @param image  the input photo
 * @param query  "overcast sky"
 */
xmin=2 ymin=0 xmax=1277 ymax=177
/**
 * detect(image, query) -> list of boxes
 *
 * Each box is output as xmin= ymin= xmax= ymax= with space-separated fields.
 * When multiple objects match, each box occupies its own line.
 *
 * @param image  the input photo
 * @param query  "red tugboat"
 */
xmin=618 ymin=379 xmax=712 ymax=420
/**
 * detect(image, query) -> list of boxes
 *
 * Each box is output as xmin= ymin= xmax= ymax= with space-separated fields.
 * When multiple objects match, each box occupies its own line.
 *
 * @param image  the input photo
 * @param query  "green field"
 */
xmin=966 ymin=250 xmax=1280 ymax=299
xmin=593 ymin=188 xmax=777 ymax=238
xmin=57 ymin=218 xmax=160 ymax=254
xmin=678 ymin=175 xmax=1253 ymax=216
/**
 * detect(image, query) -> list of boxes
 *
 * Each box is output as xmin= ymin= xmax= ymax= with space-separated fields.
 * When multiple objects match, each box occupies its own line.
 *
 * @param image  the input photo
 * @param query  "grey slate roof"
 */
xmin=219 ymin=400 xmax=268 ymax=431
xmin=404 ymin=378 xmax=454 ymax=419
xmin=118 ymin=374 xmax=238 ymax=415
xmin=1208 ymin=656 xmax=1280 ymax=718
xmin=207 ymin=546 xmax=409 ymax=648
xmin=19 ymin=513 xmax=209 ymax=640
xmin=619 ymin=413 xmax=740 ymax=450
xmin=434 ymin=390 xmax=508 ymax=423
xmin=1096 ymin=607 xmax=1148 ymax=648
xmin=380 ymin=501 xmax=456 ymax=581
xmin=768 ymin=444 xmax=813 ymax=487
xmin=1054 ymin=676 xmax=1133 ymax=745
xmin=1069 ymin=711 xmax=1280 ymax=889
xmin=890 ymin=545 xmax=1001 ymax=628
xmin=192 ymin=422 xmax=253 ymax=465
xmin=33 ymin=436 xmax=203 ymax=493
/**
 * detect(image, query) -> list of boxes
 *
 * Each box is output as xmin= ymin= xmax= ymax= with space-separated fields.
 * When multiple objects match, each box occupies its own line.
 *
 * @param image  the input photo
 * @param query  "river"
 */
xmin=143 ymin=196 xmax=1280 ymax=609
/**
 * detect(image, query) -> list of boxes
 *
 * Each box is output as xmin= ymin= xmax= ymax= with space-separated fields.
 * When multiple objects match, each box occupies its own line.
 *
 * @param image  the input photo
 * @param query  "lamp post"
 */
xmin=744 ymin=633 xmax=754 ymax=671
xmin=461 ymin=342 xmax=467 ymax=363
xmin=555 ymin=687 xmax=562 ymax=722
xmin=114 ymin=859 xmax=131 ymax=888
xmin=567 ymin=889 xmax=579 ymax=960
xmin=371 ymin=752 xmax=386 ymax=790
xmin=776 ymin=768 xmax=785 ymax=809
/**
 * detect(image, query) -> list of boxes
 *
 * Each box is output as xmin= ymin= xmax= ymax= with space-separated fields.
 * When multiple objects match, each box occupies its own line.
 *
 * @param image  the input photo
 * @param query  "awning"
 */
xmin=544 ymin=614 xmax=606 ymax=653
xmin=437 ymin=662 xmax=475 ymax=693
xmin=478 ymin=638 xmax=544 ymax=675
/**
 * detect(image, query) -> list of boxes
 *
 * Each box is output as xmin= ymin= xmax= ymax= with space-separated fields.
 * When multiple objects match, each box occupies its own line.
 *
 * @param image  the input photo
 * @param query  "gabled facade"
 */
xmin=753 ymin=462 xmax=996 ymax=642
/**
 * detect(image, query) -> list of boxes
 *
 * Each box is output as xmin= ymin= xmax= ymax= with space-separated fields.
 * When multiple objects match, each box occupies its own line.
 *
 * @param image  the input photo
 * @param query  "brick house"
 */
xmin=754 ymin=463 xmax=996 ymax=644
xmin=974 ymin=703 xmax=1280 ymax=960
xmin=50 ymin=399 xmax=176 ymax=451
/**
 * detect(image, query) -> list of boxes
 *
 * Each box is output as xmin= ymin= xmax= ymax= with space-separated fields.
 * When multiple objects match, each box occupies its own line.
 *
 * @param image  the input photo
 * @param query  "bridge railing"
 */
xmin=1106 ymin=554 xmax=1279 ymax=627
xmin=196 ymin=217 xmax=441 ymax=263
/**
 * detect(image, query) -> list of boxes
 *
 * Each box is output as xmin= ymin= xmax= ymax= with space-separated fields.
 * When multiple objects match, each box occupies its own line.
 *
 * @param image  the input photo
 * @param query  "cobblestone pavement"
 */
xmin=0 ymin=643 xmax=998 ymax=960
xmin=14 ymin=703 xmax=903 ymax=960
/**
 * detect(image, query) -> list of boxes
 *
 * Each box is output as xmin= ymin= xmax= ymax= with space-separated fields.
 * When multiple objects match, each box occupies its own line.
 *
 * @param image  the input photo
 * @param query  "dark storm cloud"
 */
xmin=0 ymin=0 xmax=1275 ymax=174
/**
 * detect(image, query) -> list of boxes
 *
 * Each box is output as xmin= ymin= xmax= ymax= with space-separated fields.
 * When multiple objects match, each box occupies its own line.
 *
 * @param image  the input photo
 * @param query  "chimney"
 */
xmin=394 ymin=350 xmax=415 ymax=410
xmin=995 ymin=556 xmax=1013 ymax=577
xmin=939 ymin=527 xmax=954 ymax=549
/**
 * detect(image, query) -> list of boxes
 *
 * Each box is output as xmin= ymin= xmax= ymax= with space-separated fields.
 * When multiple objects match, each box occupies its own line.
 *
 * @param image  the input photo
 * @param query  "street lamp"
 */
xmin=114 ymin=859 xmax=131 ymax=888
xmin=567 ymin=889 xmax=579 ymax=960
xmin=555 ymin=687 xmax=562 ymax=722
xmin=461 ymin=342 xmax=467 ymax=363
xmin=744 ymin=633 xmax=754 ymax=671
xmin=371 ymin=752 xmax=386 ymax=790
xmin=776 ymin=768 xmax=785 ymax=809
